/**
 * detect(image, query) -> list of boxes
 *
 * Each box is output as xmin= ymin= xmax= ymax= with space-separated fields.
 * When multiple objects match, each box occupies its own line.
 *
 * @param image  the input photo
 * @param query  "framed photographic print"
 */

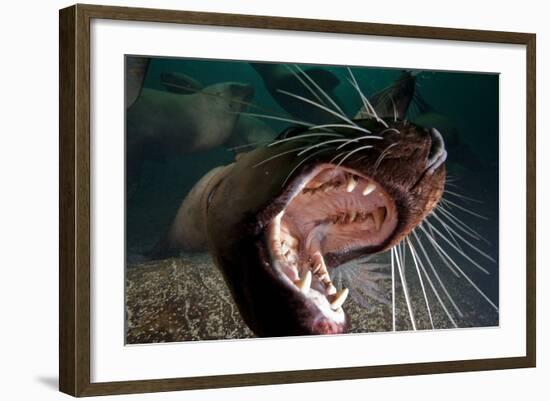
xmin=59 ymin=4 xmax=536 ymax=397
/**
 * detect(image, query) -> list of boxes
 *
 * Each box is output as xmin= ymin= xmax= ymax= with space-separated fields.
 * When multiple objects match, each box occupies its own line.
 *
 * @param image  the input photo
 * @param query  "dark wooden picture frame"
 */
xmin=59 ymin=3 xmax=536 ymax=397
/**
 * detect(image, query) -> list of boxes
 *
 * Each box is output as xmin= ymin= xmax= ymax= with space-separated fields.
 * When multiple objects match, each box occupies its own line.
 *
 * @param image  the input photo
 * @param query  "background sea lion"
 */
xmin=355 ymin=71 xmax=482 ymax=171
xmin=355 ymin=70 xmax=426 ymax=120
xmin=159 ymin=71 xmax=203 ymax=94
xmin=126 ymin=82 xmax=254 ymax=190
xmin=125 ymin=56 xmax=150 ymax=108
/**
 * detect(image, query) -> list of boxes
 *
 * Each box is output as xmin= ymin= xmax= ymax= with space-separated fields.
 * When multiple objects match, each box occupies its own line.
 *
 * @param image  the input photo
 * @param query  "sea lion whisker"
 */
xmin=226 ymin=141 xmax=272 ymax=151
xmin=426 ymin=217 xmax=496 ymax=264
xmin=238 ymin=111 xmax=315 ymax=128
xmin=390 ymin=95 xmax=398 ymax=122
xmin=281 ymin=148 xmax=333 ymax=187
xmin=444 ymin=189 xmax=483 ymax=204
xmin=392 ymin=246 xmax=417 ymax=330
xmin=406 ymin=237 xmax=434 ymax=329
xmin=424 ymin=224 xmax=460 ymax=277
xmin=346 ymin=77 xmax=379 ymax=121
xmin=412 ymin=231 xmax=463 ymax=320
xmin=276 ymin=89 xmax=367 ymax=133
xmin=390 ymin=249 xmax=396 ymax=331
xmin=353 ymin=155 xmax=369 ymax=163
xmin=374 ymin=142 xmax=399 ymax=171
xmin=346 ymin=68 xmax=376 ymax=117
xmin=293 ymin=64 xmax=347 ymax=117
xmin=284 ymin=65 xmax=330 ymax=108
xmin=268 ymin=133 xmax=344 ymax=147
xmin=336 ymin=145 xmax=374 ymax=167
xmin=419 ymin=225 xmax=499 ymax=312
xmin=436 ymin=205 xmax=491 ymax=244
xmin=440 ymin=198 xmax=489 ymax=220
xmin=253 ymin=145 xmax=312 ymax=168
xmin=297 ymin=140 xmax=350 ymax=156
xmin=430 ymin=212 xmax=464 ymax=252
xmin=345 ymin=70 xmax=389 ymax=128
xmin=328 ymin=151 xmax=350 ymax=165
xmin=425 ymin=220 xmax=492 ymax=274
xmin=309 ymin=123 xmax=373 ymax=134
xmin=335 ymin=135 xmax=384 ymax=150
xmin=436 ymin=204 xmax=483 ymax=240
xmin=399 ymin=242 xmax=407 ymax=278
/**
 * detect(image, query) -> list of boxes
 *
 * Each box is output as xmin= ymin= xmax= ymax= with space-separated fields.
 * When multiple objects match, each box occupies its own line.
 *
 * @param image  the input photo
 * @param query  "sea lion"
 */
xmin=159 ymin=71 xmax=203 ymax=94
xmin=156 ymin=71 xmax=276 ymax=151
xmin=126 ymin=82 xmax=254 ymax=188
xmin=153 ymin=115 xmax=447 ymax=337
xmin=251 ymin=62 xmax=341 ymax=124
xmin=355 ymin=71 xmax=426 ymax=120
xmin=125 ymin=56 xmax=150 ymax=108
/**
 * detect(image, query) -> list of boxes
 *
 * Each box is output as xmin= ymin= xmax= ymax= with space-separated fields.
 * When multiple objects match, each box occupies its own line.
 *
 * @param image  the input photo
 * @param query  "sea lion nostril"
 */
xmin=426 ymin=127 xmax=447 ymax=174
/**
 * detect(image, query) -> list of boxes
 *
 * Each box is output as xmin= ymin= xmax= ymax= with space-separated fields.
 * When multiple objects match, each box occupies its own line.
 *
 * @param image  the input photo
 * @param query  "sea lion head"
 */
xmin=205 ymin=118 xmax=446 ymax=337
xmin=187 ymin=82 xmax=254 ymax=151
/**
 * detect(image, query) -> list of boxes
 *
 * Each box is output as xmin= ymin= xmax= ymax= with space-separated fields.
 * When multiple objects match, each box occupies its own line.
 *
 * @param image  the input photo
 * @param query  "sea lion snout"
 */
xmin=227 ymin=82 xmax=254 ymax=105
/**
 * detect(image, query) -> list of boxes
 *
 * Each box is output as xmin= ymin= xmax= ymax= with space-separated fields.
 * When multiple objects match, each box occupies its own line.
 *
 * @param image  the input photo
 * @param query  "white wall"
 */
xmin=0 ymin=0 xmax=545 ymax=400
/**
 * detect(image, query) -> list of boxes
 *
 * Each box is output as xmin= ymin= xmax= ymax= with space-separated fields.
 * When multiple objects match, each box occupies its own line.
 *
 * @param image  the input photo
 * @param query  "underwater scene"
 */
xmin=125 ymin=56 xmax=499 ymax=344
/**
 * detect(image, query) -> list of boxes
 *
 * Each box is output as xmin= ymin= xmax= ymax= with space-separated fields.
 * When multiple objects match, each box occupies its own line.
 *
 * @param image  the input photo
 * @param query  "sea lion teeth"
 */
xmin=346 ymin=176 xmax=357 ymax=192
xmin=311 ymin=263 xmax=322 ymax=275
xmin=268 ymin=212 xmax=284 ymax=255
xmin=372 ymin=207 xmax=385 ymax=231
xmin=330 ymin=288 xmax=349 ymax=310
xmin=296 ymin=271 xmax=312 ymax=294
xmin=325 ymin=283 xmax=337 ymax=296
xmin=311 ymin=251 xmax=328 ymax=275
xmin=362 ymin=182 xmax=376 ymax=196
xmin=349 ymin=210 xmax=357 ymax=223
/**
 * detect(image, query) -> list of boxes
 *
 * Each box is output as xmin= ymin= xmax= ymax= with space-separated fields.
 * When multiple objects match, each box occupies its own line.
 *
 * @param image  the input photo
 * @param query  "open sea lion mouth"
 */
xmin=230 ymin=120 xmax=447 ymax=336
xmin=264 ymin=164 xmax=398 ymax=326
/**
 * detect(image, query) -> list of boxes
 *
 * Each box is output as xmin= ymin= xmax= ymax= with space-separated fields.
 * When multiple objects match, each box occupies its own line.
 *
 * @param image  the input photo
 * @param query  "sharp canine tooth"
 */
xmin=312 ymin=251 xmax=328 ymax=275
xmin=330 ymin=288 xmax=349 ymax=310
xmin=372 ymin=207 xmax=384 ymax=231
xmin=297 ymin=271 xmax=312 ymax=294
xmin=326 ymin=283 xmax=337 ymax=296
xmin=362 ymin=182 xmax=376 ymax=196
xmin=346 ymin=176 xmax=357 ymax=192
xmin=312 ymin=263 xmax=321 ymax=275
xmin=349 ymin=210 xmax=356 ymax=223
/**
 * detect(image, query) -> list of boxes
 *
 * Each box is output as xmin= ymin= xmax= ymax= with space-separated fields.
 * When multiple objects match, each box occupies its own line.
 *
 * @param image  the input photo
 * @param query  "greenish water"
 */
xmin=126 ymin=56 xmax=499 ymax=331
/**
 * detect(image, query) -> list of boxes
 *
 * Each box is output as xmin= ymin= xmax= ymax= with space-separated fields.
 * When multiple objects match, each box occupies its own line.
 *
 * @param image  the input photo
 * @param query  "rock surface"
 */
xmin=126 ymin=252 xmax=498 ymax=344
